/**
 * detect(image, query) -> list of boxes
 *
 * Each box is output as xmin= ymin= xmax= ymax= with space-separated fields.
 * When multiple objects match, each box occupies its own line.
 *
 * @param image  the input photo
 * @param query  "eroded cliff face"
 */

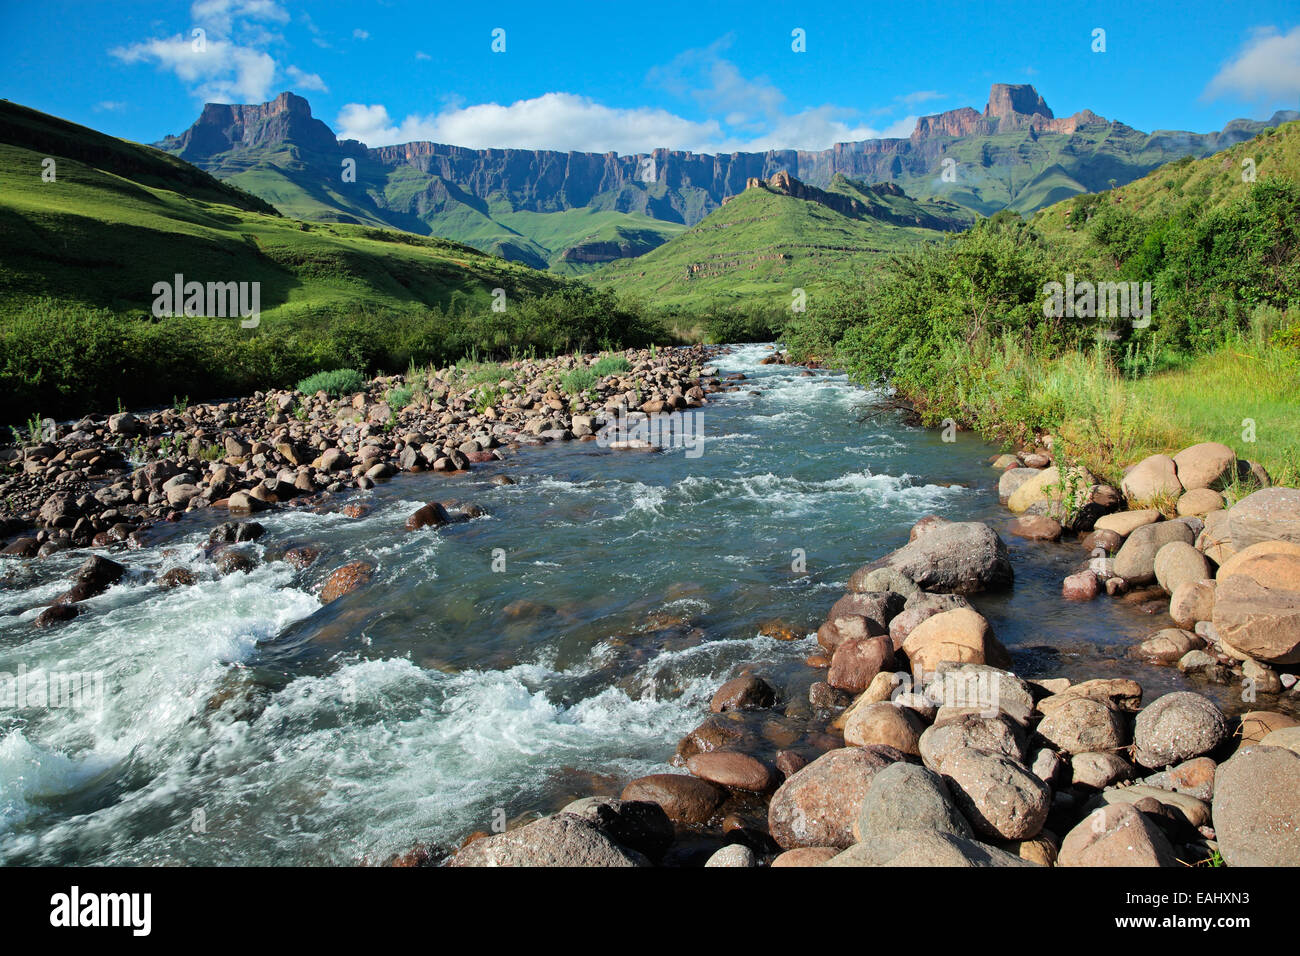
xmin=154 ymin=84 xmax=1297 ymax=254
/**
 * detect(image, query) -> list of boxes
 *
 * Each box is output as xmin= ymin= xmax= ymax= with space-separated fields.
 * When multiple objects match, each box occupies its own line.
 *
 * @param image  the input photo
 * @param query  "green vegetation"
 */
xmin=298 ymin=368 xmax=366 ymax=398
xmin=786 ymin=122 xmax=1300 ymax=485
xmin=0 ymin=102 xmax=670 ymax=424
xmin=561 ymin=367 xmax=597 ymax=396
xmin=589 ymin=176 xmax=971 ymax=311
xmin=590 ymin=355 xmax=631 ymax=377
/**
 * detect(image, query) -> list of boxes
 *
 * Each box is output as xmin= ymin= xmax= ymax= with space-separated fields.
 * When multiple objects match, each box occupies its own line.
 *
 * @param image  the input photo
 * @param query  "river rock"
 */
xmin=1216 ymin=541 xmax=1300 ymax=586
xmin=560 ymin=796 xmax=674 ymax=860
xmin=901 ymin=608 xmax=1011 ymax=674
xmin=771 ymin=847 xmax=840 ymax=867
xmin=1132 ymin=692 xmax=1227 ymax=769
xmin=1227 ymin=487 xmax=1300 ymax=550
xmin=1094 ymin=509 xmax=1161 ymax=537
xmin=1176 ymin=488 xmax=1225 ymax=517
xmin=1172 ymin=442 xmax=1237 ymax=491
xmin=1211 ymin=574 xmax=1300 ymax=666
xmin=1037 ymin=678 xmax=1143 ymax=715
xmin=53 ymin=555 xmax=126 ymax=604
xmin=1009 ymin=515 xmax=1062 ymax=541
xmin=1141 ymin=756 xmax=1217 ymax=801
xmin=1062 ymin=571 xmax=1099 ymax=601
xmin=827 ymin=635 xmax=894 ymax=693
xmin=1036 ymin=696 xmax=1127 ymax=755
xmin=825 ymin=590 xmax=905 ymax=632
xmin=1113 ymin=520 xmax=1196 ymax=585
xmin=879 ymin=521 xmax=1013 ymax=594
xmin=1259 ymin=726 xmax=1300 ymax=755
xmin=1071 ymin=751 xmax=1136 ymax=789
xmin=704 ymin=844 xmax=756 ymax=867
xmin=823 ymin=830 xmax=1035 ymax=867
xmin=1006 ymin=465 xmax=1090 ymax=515
xmin=846 ymin=565 xmax=919 ymax=598
xmin=767 ymin=745 xmax=905 ymax=849
xmin=1212 ymin=745 xmax=1300 ymax=867
xmin=686 ymin=752 xmax=779 ymax=792
xmin=941 ymin=747 xmax=1049 ymax=841
xmin=1168 ymin=580 xmax=1215 ymax=629
xmin=1235 ymin=710 xmax=1300 ymax=747
xmin=319 ymin=561 xmax=372 ymax=603
xmin=842 ymin=701 xmax=926 ymax=754
xmin=852 ymin=762 xmax=972 ymax=841
xmin=925 ymin=663 xmax=1035 ymax=725
xmin=709 ymin=675 xmax=776 ymax=713
xmin=888 ymin=593 xmax=972 ymax=645
xmin=1058 ymin=804 xmax=1177 ymax=867
xmin=998 ymin=467 xmax=1040 ymax=502
xmin=919 ymin=712 xmax=1027 ymax=772
xmin=1135 ymin=627 xmax=1204 ymax=664
xmin=1153 ymin=541 xmax=1212 ymax=595
xmin=621 ymin=773 xmax=725 ymax=826
xmin=1121 ymin=454 xmax=1183 ymax=505
xmin=405 ymin=502 xmax=451 ymax=530
xmin=447 ymin=813 xmax=647 ymax=867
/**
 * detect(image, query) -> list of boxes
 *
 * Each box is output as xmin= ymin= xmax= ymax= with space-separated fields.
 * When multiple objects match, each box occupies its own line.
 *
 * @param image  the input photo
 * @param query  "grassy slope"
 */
xmin=0 ymin=103 xmax=567 ymax=325
xmin=590 ymin=178 xmax=970 ymax=310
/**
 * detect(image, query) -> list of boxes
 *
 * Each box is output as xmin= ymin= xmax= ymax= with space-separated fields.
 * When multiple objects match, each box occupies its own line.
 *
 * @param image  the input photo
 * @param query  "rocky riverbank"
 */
xmin=431 ymin=359 xmax=1300 ymax=869
xmin=0 ymin=344 xmax=726 ymax=561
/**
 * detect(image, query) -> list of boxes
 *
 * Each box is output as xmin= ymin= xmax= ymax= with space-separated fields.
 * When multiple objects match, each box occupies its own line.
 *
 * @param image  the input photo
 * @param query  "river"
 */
xmin=0 ymin=343 xmax=1229 ymax=864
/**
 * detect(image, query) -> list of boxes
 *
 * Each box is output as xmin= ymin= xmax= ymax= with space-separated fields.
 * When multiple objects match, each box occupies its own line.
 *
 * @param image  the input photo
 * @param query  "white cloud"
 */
xmin=353 ymin=29 xmax=369 ymax=40
xmin=337 ymin=94 xmax=726 ymax=154
xmin=95 ymin=101 xmax=127 ymax=112
xmin=1205 ymin=26 xmax=1300 ymax=101
xmin=415 ymin=51 xmax=431 ymax=61
xmin=286 ymin=65 xmax=327 ymax=92
xmin=111 ymin=0 xmax=322 ymax=104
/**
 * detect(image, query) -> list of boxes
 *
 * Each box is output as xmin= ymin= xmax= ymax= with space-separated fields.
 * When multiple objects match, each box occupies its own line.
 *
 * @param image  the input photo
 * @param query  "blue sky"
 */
xmin=2 ymin=0 xmax=1298 ymax=155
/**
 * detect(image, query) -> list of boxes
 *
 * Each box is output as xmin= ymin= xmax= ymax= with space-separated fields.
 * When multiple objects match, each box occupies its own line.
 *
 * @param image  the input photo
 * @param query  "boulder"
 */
xmin=1211 ymin=574 xmax=1300 ymax=666
xmin=1132 ymin=692 xmax=1227 ymax=769
xmin=1094 ymin=509 xmax=1161 ymax=537
xmin=1153 ymin=542 xmax=1212 ymax=595
xmin=53 ymin=555 xmax=126 ymax=604
xmin=901 ymin=608 xmax=1011 ymax=675
xmin=852 ymin=761 xmax=972 ymax=842
xmin=1227 ymin=487 xmax=1300 ymax=550
xmin=888 ymin=593 xmax=972 ymax=645
xmin=1212 ymin=745 xmax=1300 ymax=867
xmin=405 ymin=502 xmax=451 ymax=530
xmin=827 ymin=635 xmax=894 ymax=694
xmin=924 ymin=664 xmax=1035 ymax=726
xmin=767 ymin=745 xmax=905 ymax=849
xmin=1172 ymin=442 xmax=1237 ymax=491
xmin=1197 ymin=509 xmax=1235 ymax=565
xmin=1062 ymin=571 xmax=1099 ymax=601
xmin=941 ymin=747 xmax=1050 ymax=841
xmin=1085 ymin=785 xmax=1211 ymax=829
xmin=1121 ymin=454 xmax=1183 ymax=505
xmin=845 ymin=565 xmax=919 ymax=598
xmin=1008 ymin=515 xmax=1062 ymax=541
xmin=621 ymin=773 xmax=725 ymax=826
xmin=1036 ymin=696 xmax=1127 ymax=755
xmin=1006 ymin=465 xmax=1091 ymax=515
xmin=710 ymin=675 xmax=777 ymax=713
xmin=1235 ymin=710 xmax=1300 ymax=747
xmin=998 ymin=467 xmax=1040 ymax=503
xmin=560 ymin=796 xmax=674 ymax=860
xmin=823 ymin=830 xmax=1035 ymax=867
xmin=1176 ymin=488 xmax=1225 ymax=517
xmin=319 ymin=561 xmax=372 ymax=603
xmin=771 ymin=847 xmax=840 ymax=867
xmin=1037 ymin=678 xmax=1144 ymax=715
xmin=1259 ymin=726 xmax=1300 ymax=755
xmin=686 ymin=752 xmax=779 ymax=792
xmin=1168 ymin=580 xmax=1216 ymax=629
xmin=825 ymin=590 xmax=905 ymax=632
xmin=704 ymin=844 xmax=756 ymax=867
xmin=842 ymin=701 xmax=926 ymax=754
xmin=1113 ymin=520 xmax=1196 ymax=585
xmin=1058 ymin=804 xmax=1177 ymax=867
xmin=1071 ymin=751 xmax=1136 ymax=790
xmin=447 ymin=813 xmax=647 ymax=867
xmin=1134 ymin=627 xmax=1204 ymax=664
xmin=919 ymin=712 xmax=1027 ymax=773
xmin=879 ymin=521 xmax=1013 ymax=594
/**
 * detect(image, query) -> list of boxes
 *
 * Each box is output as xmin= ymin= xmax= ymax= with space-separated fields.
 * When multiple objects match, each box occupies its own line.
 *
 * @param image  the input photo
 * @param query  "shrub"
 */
xmin=297 ymin=368 xmax=366 ymax=398
xmin=561 ymin=367 xmax=597 ymax=396
xmin=591 ymin=355 xmax=631 ymax=377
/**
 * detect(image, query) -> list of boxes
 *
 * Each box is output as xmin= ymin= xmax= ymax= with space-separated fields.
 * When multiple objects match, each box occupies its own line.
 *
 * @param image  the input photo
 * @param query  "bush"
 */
xmin=386 ymin=385 xmax=415 ymax=409
xmin=297 ymin=368 xmax=366 ymax=397
xmin=591 ymin=355 xmax=631 ymax=377
xmin=561 ymin=367 xmax=597 ymax=396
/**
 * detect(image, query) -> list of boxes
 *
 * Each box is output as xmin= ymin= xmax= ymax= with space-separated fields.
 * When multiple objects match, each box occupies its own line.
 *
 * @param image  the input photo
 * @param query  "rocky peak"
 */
xmin=157 ymin=91 xmax=338 ymax=161
xmin=984 ymin=83 xmax=1053 ymax=120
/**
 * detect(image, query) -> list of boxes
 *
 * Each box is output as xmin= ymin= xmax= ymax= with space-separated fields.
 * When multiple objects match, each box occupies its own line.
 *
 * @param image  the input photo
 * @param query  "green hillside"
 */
xmin=0 ymin=100 xmax=566 ymax=324
xmin=589 ymin=174 xmax=973 ymax=310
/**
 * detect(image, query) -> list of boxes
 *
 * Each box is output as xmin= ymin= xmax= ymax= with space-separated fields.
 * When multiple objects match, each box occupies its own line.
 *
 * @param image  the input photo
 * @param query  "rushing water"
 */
xmin=0 ymin=344 xmax=1244 ymax=864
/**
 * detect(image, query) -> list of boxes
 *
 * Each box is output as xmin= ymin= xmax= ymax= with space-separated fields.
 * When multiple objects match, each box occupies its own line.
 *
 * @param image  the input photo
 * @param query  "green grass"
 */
xmin=561 ymin=367 xmax=597 ymax=396
xmin=590 ymin=355 xmax=631 ymax=377
xmin=297 ymin=368 xmax=366 ymax=398
xmin=589 ymin=177 xmax=970 ymax=310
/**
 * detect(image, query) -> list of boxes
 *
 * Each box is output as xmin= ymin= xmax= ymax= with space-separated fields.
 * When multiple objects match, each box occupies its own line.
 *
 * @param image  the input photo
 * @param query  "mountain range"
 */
xmin=156 ymin=85 xmax=1299 ymax=273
